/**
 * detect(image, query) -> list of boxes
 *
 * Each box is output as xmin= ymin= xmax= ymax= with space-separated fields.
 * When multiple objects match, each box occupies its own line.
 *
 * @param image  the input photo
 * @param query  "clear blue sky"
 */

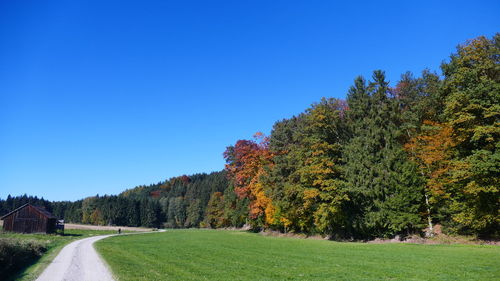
xmin=1 ymin=1 xmax=498 ymax=201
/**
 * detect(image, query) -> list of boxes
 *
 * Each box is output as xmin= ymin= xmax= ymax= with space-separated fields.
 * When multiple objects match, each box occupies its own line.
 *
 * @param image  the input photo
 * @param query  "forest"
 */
xmin=1 ymin=34 xmax=498 ymax=239
xmin=0 ymin=171 xmax=230 ymax=229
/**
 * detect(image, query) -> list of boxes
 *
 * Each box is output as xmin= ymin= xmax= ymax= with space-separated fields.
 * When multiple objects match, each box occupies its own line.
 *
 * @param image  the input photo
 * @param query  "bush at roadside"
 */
xmin=0 ymin=238 xmax=47 ymax=277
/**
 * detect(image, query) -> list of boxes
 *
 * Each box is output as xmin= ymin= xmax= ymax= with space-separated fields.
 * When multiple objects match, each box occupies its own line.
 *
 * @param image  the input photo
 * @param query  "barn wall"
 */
xmin=3 ymin=205 xmax=51 ymax=233
xmin=3 ymin=216 xmax=14 ymax=232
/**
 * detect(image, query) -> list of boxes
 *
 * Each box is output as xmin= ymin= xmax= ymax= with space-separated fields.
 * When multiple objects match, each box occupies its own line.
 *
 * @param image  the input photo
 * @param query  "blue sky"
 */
xmin=1 ymin=1 xmax=498 ymax=201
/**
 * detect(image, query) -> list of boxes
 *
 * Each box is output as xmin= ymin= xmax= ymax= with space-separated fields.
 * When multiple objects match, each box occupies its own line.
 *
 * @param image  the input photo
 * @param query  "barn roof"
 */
xmin=0 ymin=203 xmax=57 ymax=220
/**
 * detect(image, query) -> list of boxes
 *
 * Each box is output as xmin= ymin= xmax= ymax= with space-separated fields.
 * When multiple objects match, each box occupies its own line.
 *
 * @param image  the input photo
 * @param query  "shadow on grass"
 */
xmin=3 ymin=254 xmax=42 ymax=281
xmin=61 ymin=233 xmax=82 ymax=237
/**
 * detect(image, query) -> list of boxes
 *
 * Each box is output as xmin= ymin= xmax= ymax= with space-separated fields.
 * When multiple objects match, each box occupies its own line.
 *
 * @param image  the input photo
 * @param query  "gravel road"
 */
xmin=36 ymin=234 xmax=116 ymax=281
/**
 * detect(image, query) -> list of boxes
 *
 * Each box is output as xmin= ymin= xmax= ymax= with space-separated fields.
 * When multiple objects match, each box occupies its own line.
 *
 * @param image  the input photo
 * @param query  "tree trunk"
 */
xmin=424 ymin=193 xmax=434 ymax=237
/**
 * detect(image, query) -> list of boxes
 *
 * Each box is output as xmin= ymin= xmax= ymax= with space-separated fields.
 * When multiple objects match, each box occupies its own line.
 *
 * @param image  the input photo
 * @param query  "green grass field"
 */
xmin=0 ymin=229 xmax=119 ymax=281
xmin=96 ymin=229 xmax=500 ymax=281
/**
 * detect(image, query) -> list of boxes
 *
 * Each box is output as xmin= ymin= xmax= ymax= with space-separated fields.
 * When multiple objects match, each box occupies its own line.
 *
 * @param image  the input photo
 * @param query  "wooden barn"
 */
xmin=0 ymin=203 xmax=59 ymax=234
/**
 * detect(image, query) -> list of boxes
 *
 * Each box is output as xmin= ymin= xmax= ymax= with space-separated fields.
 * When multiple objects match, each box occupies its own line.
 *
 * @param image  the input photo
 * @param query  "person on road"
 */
xmin=118 ymin=228 xmax=121 ymax=234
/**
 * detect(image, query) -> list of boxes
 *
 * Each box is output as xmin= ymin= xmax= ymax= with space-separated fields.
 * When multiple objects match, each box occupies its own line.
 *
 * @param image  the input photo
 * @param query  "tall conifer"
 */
xmin=343 ymin=71 xmax=424 ymax=238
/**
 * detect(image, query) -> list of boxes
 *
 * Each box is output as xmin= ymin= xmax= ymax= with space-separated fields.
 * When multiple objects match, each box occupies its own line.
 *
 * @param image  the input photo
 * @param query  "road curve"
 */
xmin=36 ymin=234 xmax=116 ymax=281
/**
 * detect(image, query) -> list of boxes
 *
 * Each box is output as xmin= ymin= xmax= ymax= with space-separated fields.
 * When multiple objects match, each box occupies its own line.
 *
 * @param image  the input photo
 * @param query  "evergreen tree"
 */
xmin=343 ymin=71 xmax=424 ymax=238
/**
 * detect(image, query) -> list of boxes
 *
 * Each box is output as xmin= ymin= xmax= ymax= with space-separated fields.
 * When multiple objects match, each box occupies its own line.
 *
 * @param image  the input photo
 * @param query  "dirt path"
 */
xmin=36 ymin=230 xmax=165 ymax=281
xmin=35 ymin=234 xmax=116 ymax=281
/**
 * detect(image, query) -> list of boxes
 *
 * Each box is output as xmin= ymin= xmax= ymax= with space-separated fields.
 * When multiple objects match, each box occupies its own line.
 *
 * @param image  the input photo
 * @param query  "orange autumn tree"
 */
xmin=405 ymin=120 xmax=455 ymax=236
xmin=224 ymin=133 xmax=276 ymax=228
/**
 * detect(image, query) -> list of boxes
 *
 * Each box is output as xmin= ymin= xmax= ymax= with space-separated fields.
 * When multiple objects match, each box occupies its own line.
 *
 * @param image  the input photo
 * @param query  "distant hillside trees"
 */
xmin=0 ymin=195 xmax=52 ymax=215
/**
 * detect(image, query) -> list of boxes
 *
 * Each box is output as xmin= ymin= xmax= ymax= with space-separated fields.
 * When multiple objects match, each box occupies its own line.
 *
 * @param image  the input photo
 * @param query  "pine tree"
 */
xmin=343 ymin=71 xmax=424 ymax=238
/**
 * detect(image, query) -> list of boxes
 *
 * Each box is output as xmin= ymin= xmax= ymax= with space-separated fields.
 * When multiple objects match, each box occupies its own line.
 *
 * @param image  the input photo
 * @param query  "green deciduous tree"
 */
xmin=440 ymin=34 xmax=500 ymax=237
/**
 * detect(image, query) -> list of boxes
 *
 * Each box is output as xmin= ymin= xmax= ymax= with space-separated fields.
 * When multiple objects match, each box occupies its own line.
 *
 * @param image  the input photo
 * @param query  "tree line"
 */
xmin=1 ymin=35 xmax=498 ymax=239
xmin=214 ymin=34 xmax=499 ymax=239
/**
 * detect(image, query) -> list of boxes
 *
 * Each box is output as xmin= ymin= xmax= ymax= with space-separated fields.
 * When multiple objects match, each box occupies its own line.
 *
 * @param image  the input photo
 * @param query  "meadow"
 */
xmin=0 ymin=228 xmax=120 ymax=281
xmin=96 ymin=229 xmax=500 ymax=281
